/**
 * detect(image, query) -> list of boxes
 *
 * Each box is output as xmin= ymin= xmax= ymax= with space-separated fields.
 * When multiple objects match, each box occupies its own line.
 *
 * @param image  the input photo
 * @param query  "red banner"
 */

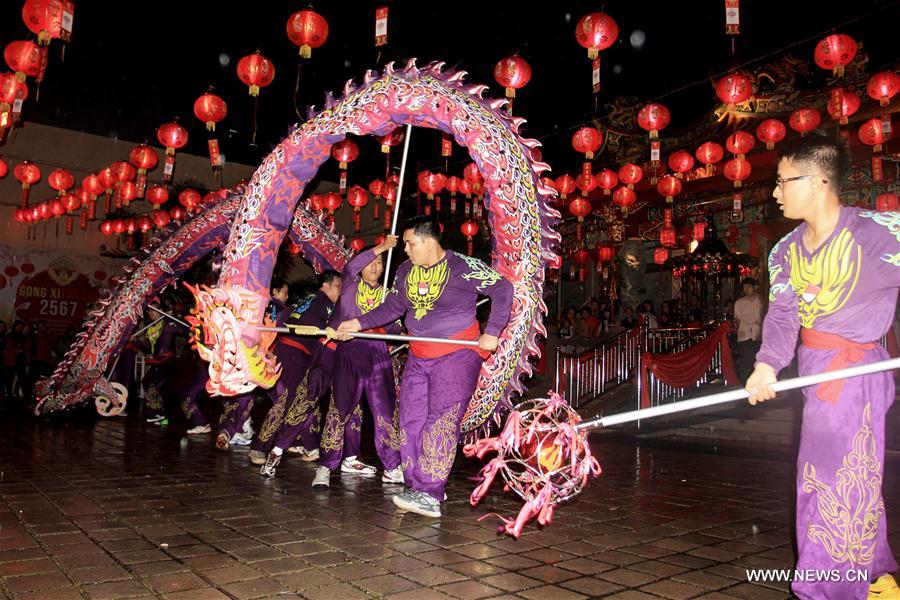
xmin=13 ymin=255 xmax=99 ymax=336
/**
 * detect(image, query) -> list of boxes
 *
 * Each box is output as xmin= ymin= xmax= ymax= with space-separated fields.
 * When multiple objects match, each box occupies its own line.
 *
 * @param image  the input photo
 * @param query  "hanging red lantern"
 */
xmin=178 ymin=188 xmax=201 ymax=211
xmin=554 ymin=174 xmax=576 ymax=199
xmin=461 ymin=220 xmax=479 ymax=254
xmin=867 ymin=72 xmax=900 ymax=107
xmin=0 ymin=72 xmax=28 ymax=128
xmin=4 ymin=40 xmax=42 ymax=82
xmin=612 ymin=186 xmax=636 ymax=213
xmin=637 ymin=103 xmax=670 ymax=140
xmin=573 ymin=248 xmax=591 ymax=282
xmin=61 ymin=192 xmax=80 ymax=213
xmin=331 ymin=139 xmax=359 ymax=169
xmin=48 ymin=168 xmax=73 ymax=196
xmin=378 ymin=127 xmax=404 ymax=153
xmin=725 ymin=131 xmax=755 ymax=159
xmin=137 ymin=215 xmax=153 ymax=233
xmin=307 ymin=193 xmax=324 ymax=212
xmin=656 ymin=175 xmax=682 ymax=203
xmin=98 ymin=166 xmax=116 ymax=212
xmin=368 ymin=179 xmax=384 ymax=199
xmin=596 ymin=243 xmax=614 ymax=263
xmin=826 ymin=88 xmax=860 ymax=125
xmin=14 ymin=160 xmax=40 ymax=207
xmin=618 ymin=163 xmax=643 ymax=189
xmin=789 ymin=108 xmax=821 ymax=136
xmin=418 ymin=170 xmax=445 ymax=200
xmin=286 ymin=9 xmax=329 ymax=58
xmin=446 ymin=175 xmax=463 ymax=214
xmin=695 ymin=141 xmax=725 ymax=173
xmin=22 ymin=0 xmax=73 ymax=46
xmin=596 ymin=169 xmax=618 ymax=195
xmin=82 ymin=173 xmax=104 ymax=198
xmin=575 ymin=172 xmax=596 ymax=197
xmin=575 ymin=12 xmax=619 ymax=59
xmin=715 ymin=73 xmax=753 ymax=109
xmin=723 ymin=157 xmax=752 ymax=188
xmin=494 ymin=55 xmax=531 ymax=104
xmin=876 ymin=193 xmax=898 ymax=212
xmin=571 ymin=126 xmax=603 ymax=160
xmin=659 ymin=225 xmax=676 ymax=248
xmin=813 ymin=34 xmax=857 ymax=77
xmin=152 ymin=209 xmax=171 ymax=229
xmin=858 ymin=118 xmax=889 ymax=153
xmin=100 ymin=220 xmax=114 ymax=236
xmin=118 ymin=181 xmax=137 ymax=207
xmin=347 ymin=185 xmax=369 ymax=232
xmin=49 ymin=198 xmax=65 ymax=218
xmin=111 ymin=219 xmax=126 ymax=235
xmin=653 ymin=247 xmax=668 ymax=265
xmin=194 ymin=92 xmax=227 ymax=131
xmin=568 ymin=197 xmax=591 ymax=240
xmin=756 ymin=119 xmax=786 ymax=150
xmin=463 ymin=162 xmax=483 ymax=184
xmin=347 ymin=237 xmax=365 ymax=253
xmin=157 ymin=121 xmax=188 ymax=183
xmin=112 ymin=161 xmax=136 ymax=184
xmin=667 ymin=150 xmax=694 ymax=179
xmin=236 ymin=51 xmax=275 ymax=97
xmin=323 ymin=191 xmax=342 ymax=215
xmin=169 ymin=206 xmax=185 ymax=221
xmin=129 ymin=144 xmax=158 ymax=197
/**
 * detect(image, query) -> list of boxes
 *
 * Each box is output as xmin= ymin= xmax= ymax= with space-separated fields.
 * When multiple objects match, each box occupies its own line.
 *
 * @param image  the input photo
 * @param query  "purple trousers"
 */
xmin=792 ymin=343 xmax=897 ymax=600
xmin=318 ymin=340 xmax=400 ymax=471
xmin=252 ymin=344 xmax=318 ymax=453
xmin=218 ymin=394 xmax=254 ymax=439
xmin=181 ymin=369 xmax=209 ymax=427
xmin=143 ymin=363 xmax=167 ymax=416
xmin=399 ymin=349 xmax=483 ymax=501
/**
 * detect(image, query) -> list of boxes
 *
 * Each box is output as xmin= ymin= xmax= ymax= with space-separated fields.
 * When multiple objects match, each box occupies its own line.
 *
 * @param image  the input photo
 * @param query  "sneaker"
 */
xmin=341 ymin=456 xmax=377 ymax=476
xmin=286 ymin=446 xmax=304 ymax=454
xmin=312 ymin=466 xmax=331 ymax=489
xmin=299 ymin=448 xmax=320 ymax=462
xmin=229 ymin=432 xmax=252 ymax=446
xmin=260 ymin=450 xmax=282 ymax=477
xmin=146 ymin=414 xmax=165 ymax=424
xmin=382 ymin=466 xmax=404 ymax=484
xmin=215 ymin=432 xmax=229 ymax=450
xmin=249 ymin=450 xmax=267 ymax=465
xmin=393 ymin=490 xmax=441 ymax=518
xmin=187 ymin=424 xmax=211 ymax=435
xmin=869 ymin=574 xmax=900 ymax=599
xmin=241 ymin=417 xmax=254 ymax=438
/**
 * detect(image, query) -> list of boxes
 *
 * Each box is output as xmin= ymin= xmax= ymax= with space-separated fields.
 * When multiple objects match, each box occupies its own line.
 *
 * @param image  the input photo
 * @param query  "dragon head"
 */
xmin=186 ymin=283 xmax=281 ymax=396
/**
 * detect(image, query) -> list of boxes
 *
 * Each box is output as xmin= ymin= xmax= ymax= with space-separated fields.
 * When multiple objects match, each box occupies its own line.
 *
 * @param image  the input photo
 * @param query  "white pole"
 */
xmin=578 ymin=357 xmax=900 ymax=430
xmin=380 ymin=124 xmax=413 ymax=301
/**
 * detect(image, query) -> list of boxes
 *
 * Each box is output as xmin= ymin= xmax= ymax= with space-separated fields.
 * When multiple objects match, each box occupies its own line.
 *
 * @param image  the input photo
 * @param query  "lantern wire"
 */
xmin=293 ymin=61 xmax=305 ymax=121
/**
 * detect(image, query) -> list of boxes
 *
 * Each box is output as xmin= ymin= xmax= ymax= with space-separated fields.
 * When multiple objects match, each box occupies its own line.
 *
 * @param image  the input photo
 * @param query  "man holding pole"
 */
xmin=745 ymin=135 xmax=899 ymax=600
xmin=337 ymin=216 xmax=513 ymax=517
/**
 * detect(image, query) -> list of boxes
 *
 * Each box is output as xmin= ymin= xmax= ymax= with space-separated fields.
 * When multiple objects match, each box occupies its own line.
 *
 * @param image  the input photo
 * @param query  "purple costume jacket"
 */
xmin=756 ymin=206 xmax=899 ymax=600
xmin=357 ymin=250 xmax=514 ymax=500
xmin=133 ymin=320 xmax=180 ymax=417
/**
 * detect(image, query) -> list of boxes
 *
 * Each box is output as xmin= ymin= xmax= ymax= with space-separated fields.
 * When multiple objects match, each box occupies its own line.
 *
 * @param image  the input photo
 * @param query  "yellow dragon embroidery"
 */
xmin=788 ymin=228 xmax=861 ymax=328
xmin=355 ymin=279 xmax=384 ymax=314
xmin=406 ymin=260 xmax=450 ymax=320
xmin=802 ymin=404 xmax=884 ymax=568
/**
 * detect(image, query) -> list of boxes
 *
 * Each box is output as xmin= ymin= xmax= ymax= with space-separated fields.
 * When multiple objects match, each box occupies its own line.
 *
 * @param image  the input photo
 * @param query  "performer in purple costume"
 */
xmin=339 ymin=217 xmax=513 ymax=517
xmin=304 ymin=236 xmax=403 ymax=487
xmin=181 ymin=361 xmax=211 ymax=434
xmin=133 ymin=306 xmax=180 ymax=424
xmin=250 ymin=274 xmax=341 ymax=466
xmin=217 ymin=390 xmax=255 ymax=449
xmin=746 ymin=136 xmax=900 ymax=600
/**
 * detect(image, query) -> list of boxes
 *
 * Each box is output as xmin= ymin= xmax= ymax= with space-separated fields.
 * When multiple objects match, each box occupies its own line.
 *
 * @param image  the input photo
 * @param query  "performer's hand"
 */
xmin=745 ymin=363 xmax=777 ymax=405
xmin=478 ymin=334 xmax=500 ymax=352
xmin=335 ymin=319 xmax=361 ymax=341
xmin=375 ymin=235 xmax=398 ymax=254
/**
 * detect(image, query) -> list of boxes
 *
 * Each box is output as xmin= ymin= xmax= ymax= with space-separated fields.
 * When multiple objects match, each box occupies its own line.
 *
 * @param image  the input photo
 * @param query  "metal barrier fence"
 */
xmin=638 ymin=325 xmax=725 ymax=408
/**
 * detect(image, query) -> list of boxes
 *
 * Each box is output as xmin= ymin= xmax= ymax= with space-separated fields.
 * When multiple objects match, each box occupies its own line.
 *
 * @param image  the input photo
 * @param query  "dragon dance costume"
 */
xmin=133 ymin=320 xmax=180 ymax=420
xmin=357 ymin=250 xmax=513 ymax=501
xmin=756 ymin=206 xmax=899 ymax=600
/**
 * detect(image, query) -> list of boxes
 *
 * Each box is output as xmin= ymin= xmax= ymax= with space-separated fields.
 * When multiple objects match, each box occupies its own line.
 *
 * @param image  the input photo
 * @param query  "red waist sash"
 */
xmin=409 ymin=321 xmax=488 ymax=360
xmin=280 ymin=337 xmax=311 ymax=355
xmin=800 ymin=328 xmax=875 ymax=404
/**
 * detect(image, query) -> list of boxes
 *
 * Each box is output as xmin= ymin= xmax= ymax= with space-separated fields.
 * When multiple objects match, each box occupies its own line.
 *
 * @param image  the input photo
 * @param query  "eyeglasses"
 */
xmin=774 ymin=175 xmax=828 ymax=189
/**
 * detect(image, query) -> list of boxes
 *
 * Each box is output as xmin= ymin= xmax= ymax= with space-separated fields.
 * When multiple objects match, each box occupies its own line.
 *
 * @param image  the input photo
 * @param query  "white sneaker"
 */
xmin=187 ymin=424 xmax=211 ymax=435
xmin=146 ymin=414 xmax=165 ymax=424
xmin=300 ymin=448 xmax=320 ymax=462
xmin=229 ymin=432 xmax=252 ymax=446
xmin=312 ymin=466 xmax=331 ymax=489
xmin=249 ymin=450 xmax=267 ymax=465
xmin=382 ymin=466 xmax=404 ymax=484
xmin=341 ymin=456 xmax=376 ymax=476
xmin=286 ymin=446 xmax=303 ymax=454
xmin=260 ymin=450 xmax=282 ymax=477
xmin=393 ymin=491 xmax=441 ymax=518
xmin=241 ymin=417 xmax=254 ymax=438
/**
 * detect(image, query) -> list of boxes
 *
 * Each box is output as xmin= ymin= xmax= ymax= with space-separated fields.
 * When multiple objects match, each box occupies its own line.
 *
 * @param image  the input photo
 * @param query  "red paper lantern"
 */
xmin=0 ymin=73 xmax=28 ymax=127
xmin=867 ymin=72 xmax=900 ymax=107
xmin=308 ymin=193 xmax=324 ymax=212
xmin=138 ymin=215 xmax=153 ymax=233
xmin=286 ymin=9 xmax=329 ymax=58
xmin=554 ymin=174 xmax=576 ymax=199
xmin=667 ymin=150 xmax=694 ymax=179
xmin=446 ymin=176 xmax=462 ymax=196
xmin=826 ymin=88 xmax=860 ymax=125
xmin=461 ymin=220 xmax=479 ymax=254
xmin=575 ymin=172 xmax=596 ymax=197
xmin=656 ymin=175 xmax=682 ymax=202
xmin=49 ymin=198 xmax=65 ymax=218
xmin=596 ymin=244 xmax=614 ymax=263
xmin=463 ymin=162 xmax=483 ymax=184
xmin=596 ymin=169 xmax=618 ymax=195
xmin=323 ymin=191 xmax=342 ymax=215
xmin=418 ymin=170 xmax=445 ymax=200
xmin=118 ymin=181 xmax=137 ymax=206
xmin=695 ymin=141 xmax=725 ymax=170
xmin=378 ymin=127 xmax=404 ymax=153
xmin=654 ymin=247 xmax=669 ymax=265
xmin=659 ymin=224 xmax=676 ymax=248
xmin=14 ymin=160 xmax=40 ymax=207
xmin=236 ymin=51 xmax=275 ymax=96
xmin=612 ymin=186 xmax=636 ymax=213
xmin=723 ymin=157 xmax=752 ymax=187
xmin=331 ymin=139 xmax=359 ymax=169
xmin=152 ymin=210 xmax=171 ymax=229
xmin=347 ymin=186 xmax=368 ymax=210
xmin=618 ymin=163 xmax=643 ymax=189
xmin=571 ymin=127 xmax=603 ymax=159
xmin=725 ymin=131 xmax=755 ymax=159
xmin=568 ymin=197 xmax=591 ymax=221
xmin=100 ymin=220 xmax=114 ymax=235
xmin=4 ymin=41 xmax=42 ymax=81
xmin=129 ymin=144 xmax=158 ymax=172
xmin=494 ymin=55 xmax=531 ymax=99
xmin=82 ymin=173 xmax=105 ymax=197
xmin=349 ymin=237 xmax=365 ymax=253
xmin=61 ymin=192 xmax=80 ymax=213
xmin=22 ymin=0 xmax=71 ymax=46
xmin=876 ymin=193 xmax=898 ymax=212
xmin=112 ymin=161 xmax=136 ymax=184
xmin=178 ymin=188 xmax=201 ymax=210
xmin=368 ymin=179 xmax=385 ymax=198
xmin=858 ymin=118 xmax=889 ymax=153
xmin=637 ymin=103 xmax=670 ymax=139
xmin=756 ymin=119 xmax=786 ymax=150
xmin=575 ymin=12 xmax=619 ymax=59
xmin=457 ymin=179 xmax=472 ymax=199
xmin=157 ymin=121 xmax=188 ymax=154
xmin=814 ymin=34 xmax=857 ymax=77
xmin=789 ymin=108 xmax=821 ymax=135
xmin=169 ymin=206 xmax=185 ymax=221
xmin=193 ymin=92 xmax=227 ymax=131
xmin=48 ymin=168 xmax=73 ymax=195
xmin=716 ymin=73 xmax=753 ymax=108
xmin=693 ymin=222 xmax=707 ymax=242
